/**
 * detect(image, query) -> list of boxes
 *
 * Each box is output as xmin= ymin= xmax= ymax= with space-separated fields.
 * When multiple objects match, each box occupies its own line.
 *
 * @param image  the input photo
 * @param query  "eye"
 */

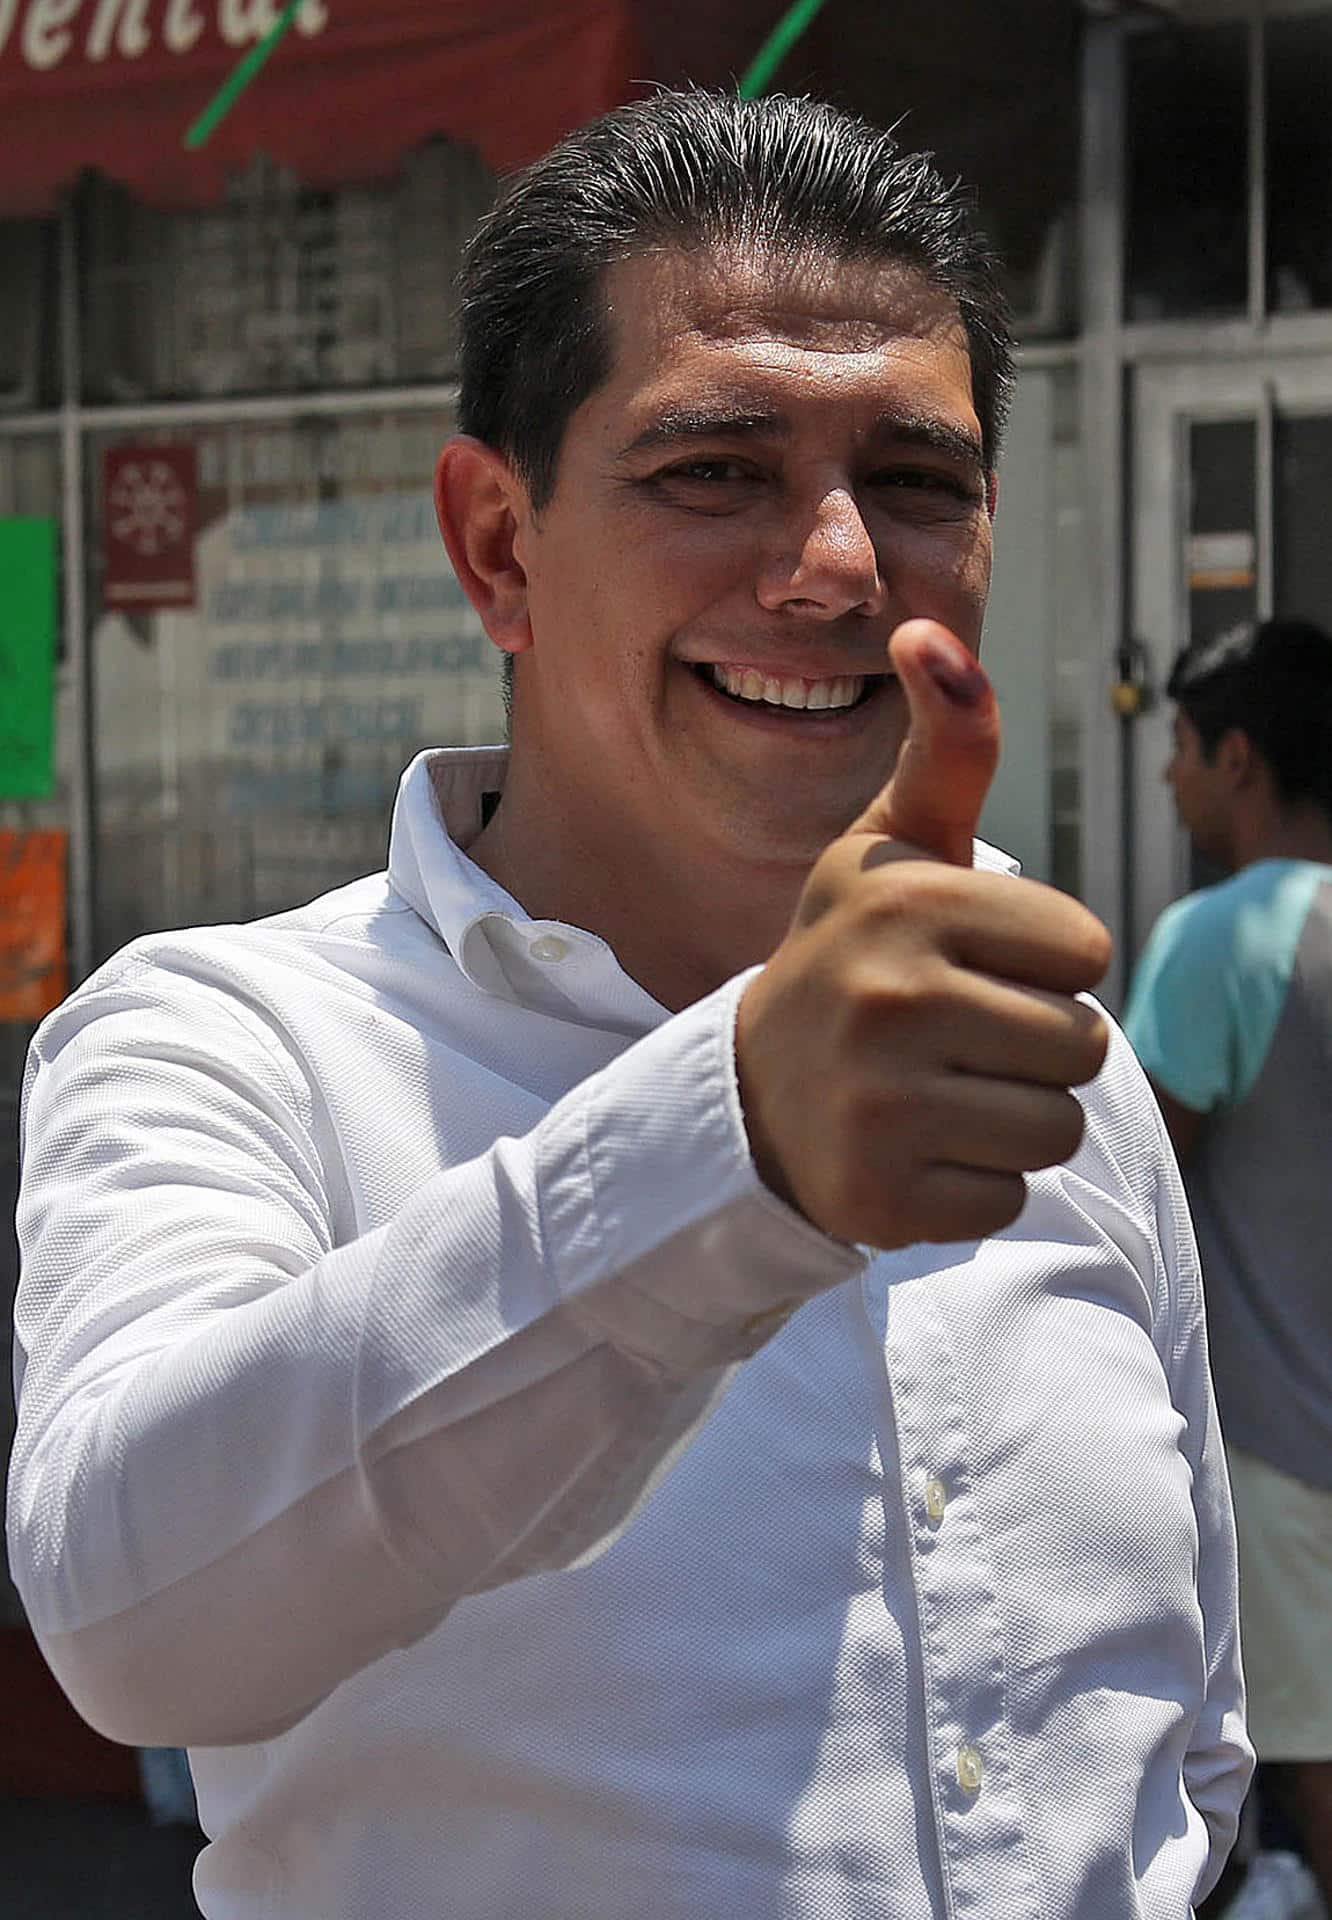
xmin=867 ymin=465 xmax=976 ymax=501
xmin=661 ymin=457 xmax=757 ymax=484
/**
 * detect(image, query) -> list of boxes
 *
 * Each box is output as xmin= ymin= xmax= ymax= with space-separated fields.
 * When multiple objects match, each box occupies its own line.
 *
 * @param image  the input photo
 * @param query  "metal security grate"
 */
xmin=0 ymin=221 xmax=46 ymax=411
xmin=81 ymin=140 xmax=495 ymax=403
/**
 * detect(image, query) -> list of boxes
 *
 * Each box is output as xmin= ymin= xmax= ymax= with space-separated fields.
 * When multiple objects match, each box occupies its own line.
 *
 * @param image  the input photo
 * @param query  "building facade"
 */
xmin=3 ymin=0 xmax=1331 ymax=1656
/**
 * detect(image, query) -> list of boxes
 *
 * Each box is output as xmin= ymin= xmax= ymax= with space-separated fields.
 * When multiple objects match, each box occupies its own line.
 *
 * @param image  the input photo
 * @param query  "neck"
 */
xmin=465 ymin=757 xmax=806 ymax=1012
xmin=1233 ymin=799 xmax=1332 ymax=870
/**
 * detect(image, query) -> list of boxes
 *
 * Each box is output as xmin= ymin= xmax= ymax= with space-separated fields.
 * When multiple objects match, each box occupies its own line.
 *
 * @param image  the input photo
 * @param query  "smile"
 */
xmin=699 ymin=663 xmax=883 ymax=713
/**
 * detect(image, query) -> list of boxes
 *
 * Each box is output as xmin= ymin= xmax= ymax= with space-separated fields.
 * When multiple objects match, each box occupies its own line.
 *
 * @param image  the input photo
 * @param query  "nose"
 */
xmin=755 ymin=486 xmax=883 ymax=620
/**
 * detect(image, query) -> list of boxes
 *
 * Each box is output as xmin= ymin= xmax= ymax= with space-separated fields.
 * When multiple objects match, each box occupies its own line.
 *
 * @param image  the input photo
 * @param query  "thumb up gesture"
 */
xmin=735 ymin=620 xmax=1112 ymax=1249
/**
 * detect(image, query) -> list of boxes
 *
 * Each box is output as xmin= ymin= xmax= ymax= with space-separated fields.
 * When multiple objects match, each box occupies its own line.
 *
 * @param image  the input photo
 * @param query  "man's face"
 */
xmin=1164 ymin=707 xmax=1235 ymax=866
xmin=506 ymin=246 xmax=994 ymax=871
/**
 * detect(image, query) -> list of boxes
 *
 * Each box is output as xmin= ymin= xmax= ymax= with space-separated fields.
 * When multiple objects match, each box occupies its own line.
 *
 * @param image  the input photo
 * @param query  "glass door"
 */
xmin=1129 ymin=355 xmax=1332 ymax=960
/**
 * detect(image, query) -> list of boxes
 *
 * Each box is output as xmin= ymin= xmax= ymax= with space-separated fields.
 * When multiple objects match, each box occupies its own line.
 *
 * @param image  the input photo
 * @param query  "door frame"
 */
xmin=1129 ymin=351 xmax=1332 ymax=957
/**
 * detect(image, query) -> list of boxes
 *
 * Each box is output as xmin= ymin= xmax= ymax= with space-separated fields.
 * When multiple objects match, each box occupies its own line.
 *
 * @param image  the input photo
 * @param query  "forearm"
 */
xmin=9 ymin=967 xmax=860 ymax=1746
xmin=21 ymin=1331 xmax=716 ymax=1748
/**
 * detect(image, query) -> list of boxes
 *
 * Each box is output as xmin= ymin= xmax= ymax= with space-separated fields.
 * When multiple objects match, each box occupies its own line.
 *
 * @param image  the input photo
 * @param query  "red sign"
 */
xmin=102 ymin=443 xmax=198 ymax=613
xmin=0 ymin=1 xmax=639 ymax=217
xmin=0 ymin=829 xmax=67 ymax=1022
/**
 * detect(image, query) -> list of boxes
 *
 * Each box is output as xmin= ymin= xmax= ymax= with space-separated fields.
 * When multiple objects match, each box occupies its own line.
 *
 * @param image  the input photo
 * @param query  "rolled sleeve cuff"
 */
xmin=543 ymin=967 xmax=866 ymax=1372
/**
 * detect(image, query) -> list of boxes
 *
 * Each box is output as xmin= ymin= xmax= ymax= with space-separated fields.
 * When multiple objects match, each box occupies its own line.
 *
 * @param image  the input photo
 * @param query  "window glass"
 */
xmin=81 ymin=142 xmax=494 ymax=403
xmin=0 ymin=433 xmax=66 ymax=1087
xmin=1267 ymin=11 xmax=1332 ymax=312
xmin=0 ymin=432 xmax=63 ymax=1628
xmin=1126 ymin=21 xmax=1249 ymax=321
xmin=0 ymin=222 xmax=50 ymax=411
xmin=1187 ymin=417 xmax=1258 ymax=648
xmin=1186 ymin=415 xmax=1257 ymax=892
xmin=1275 ymin=411 xmax=1332 ymax=625
xmin=1050 ymin=369 xmax=1090 ymax=903
xmin=90 ymin=411 xmax=500 ymax=958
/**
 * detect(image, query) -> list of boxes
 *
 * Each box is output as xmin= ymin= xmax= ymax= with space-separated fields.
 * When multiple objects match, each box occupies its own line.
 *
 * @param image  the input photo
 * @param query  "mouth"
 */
xmin=691 ymin=661 xmax=888 ymax=716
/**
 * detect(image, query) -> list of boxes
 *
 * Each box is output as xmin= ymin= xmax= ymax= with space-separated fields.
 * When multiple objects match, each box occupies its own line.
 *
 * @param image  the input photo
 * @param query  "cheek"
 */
xmin=963 ymin=520 xmax=994 ymax=596
xmin=903 ymin=519 xmax=992 ymax=606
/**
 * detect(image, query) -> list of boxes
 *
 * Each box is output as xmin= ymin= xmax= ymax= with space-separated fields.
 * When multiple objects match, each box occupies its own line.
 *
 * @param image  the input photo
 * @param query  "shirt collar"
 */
xmin=386 ymin=745 xmax=1019 ymax=1015
xmin=386 ymin=748 xmax=667 ymax=1031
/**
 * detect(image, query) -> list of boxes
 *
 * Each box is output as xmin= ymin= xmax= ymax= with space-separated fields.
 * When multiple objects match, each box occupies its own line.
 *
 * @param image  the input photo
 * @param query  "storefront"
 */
xmin=0 ymin=0 xmax=636 ymax=1775
xmin=4 ymin=0 xmax=1332 ymax=1781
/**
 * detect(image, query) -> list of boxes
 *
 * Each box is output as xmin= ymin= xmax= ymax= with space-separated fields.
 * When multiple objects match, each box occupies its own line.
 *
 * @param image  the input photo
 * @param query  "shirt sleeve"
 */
xmin=1137 ymin=1058 xmax=1254 ymax=1897
xmin=7 ymin=960 xmax=863 ymax=1750
xmin=1123 ymin=895 xmax=1239 ymax=1113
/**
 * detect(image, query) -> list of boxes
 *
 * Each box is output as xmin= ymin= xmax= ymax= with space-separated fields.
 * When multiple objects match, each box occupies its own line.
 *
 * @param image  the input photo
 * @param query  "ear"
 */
xmin=434 ymin=436 xmax=534 ymax=657
xmin=1216 ymin=726 xmax=1260 ymax=789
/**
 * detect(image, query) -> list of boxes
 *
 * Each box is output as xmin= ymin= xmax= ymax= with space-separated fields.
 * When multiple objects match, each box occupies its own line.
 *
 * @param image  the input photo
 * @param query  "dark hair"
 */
xmin=458 ymin=87 xmax=1014 ymax=510
xmin=1168 ymin=617 xmax=1332 ymax=815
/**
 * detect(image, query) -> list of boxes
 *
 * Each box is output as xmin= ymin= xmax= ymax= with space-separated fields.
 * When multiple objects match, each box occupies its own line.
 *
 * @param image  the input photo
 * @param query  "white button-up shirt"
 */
xmin=8 ymin=746 xmax=1251 ymax=1920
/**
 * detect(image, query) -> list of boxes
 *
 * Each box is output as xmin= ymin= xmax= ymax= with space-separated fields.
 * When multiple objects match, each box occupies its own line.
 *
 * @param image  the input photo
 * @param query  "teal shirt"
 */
xmin=1125 ymin=860 xmax=1329 ymax=1111
xmin=1125 ymin=859 xmax=1332 ymax=1486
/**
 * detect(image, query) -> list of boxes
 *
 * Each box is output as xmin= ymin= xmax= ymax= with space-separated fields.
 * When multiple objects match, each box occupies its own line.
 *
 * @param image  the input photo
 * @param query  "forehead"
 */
xmin=595 ymin=245 xmax=973 ymax=410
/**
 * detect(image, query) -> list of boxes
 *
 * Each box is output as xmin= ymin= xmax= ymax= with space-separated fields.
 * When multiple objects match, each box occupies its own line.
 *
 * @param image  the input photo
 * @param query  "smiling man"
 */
xmin=442 ymin=243 xmax=995 ymax=1014
xmin=9 ymin=91 xmax=1249 ymax=1919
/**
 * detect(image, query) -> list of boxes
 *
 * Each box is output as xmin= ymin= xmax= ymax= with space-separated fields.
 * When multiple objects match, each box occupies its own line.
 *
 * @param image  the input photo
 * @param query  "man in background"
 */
xmin=1126 ymin=617 xmax=1332 ymax=1914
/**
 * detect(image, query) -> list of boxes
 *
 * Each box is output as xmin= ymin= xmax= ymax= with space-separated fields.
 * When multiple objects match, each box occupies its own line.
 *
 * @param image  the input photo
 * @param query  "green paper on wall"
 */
xmin=0 ymin=517 xmax=58 ymax=799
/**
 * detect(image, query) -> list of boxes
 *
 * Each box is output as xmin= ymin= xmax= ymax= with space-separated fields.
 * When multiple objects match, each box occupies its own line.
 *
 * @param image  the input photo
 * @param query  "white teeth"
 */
xmin=708 ymin=664 xmax=865 ymax=711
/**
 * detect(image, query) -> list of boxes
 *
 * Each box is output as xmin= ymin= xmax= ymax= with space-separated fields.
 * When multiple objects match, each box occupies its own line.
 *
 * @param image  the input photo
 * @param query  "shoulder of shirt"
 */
xmin=38 ymin=868 xmax=441 ymax=1039
xmin=1147 ymin=871 xmax=1250 ymax=953
xmin=115 ymin=870 xmax=410 ymax=960
xmin=1154 ymin=860 xmax=1322 ymax=975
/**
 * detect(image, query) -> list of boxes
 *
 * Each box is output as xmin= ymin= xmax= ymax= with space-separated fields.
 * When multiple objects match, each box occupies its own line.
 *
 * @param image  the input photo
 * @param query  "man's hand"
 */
xmin=735 ymin=619 xmax=1112 ymax=1249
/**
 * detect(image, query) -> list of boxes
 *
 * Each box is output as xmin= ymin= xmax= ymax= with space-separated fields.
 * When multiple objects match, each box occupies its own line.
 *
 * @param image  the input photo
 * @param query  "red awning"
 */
xmin=0 ymin=0 xmax=641 ymax=216
xmin=0 ymin=0 xmax=1080 ymax=278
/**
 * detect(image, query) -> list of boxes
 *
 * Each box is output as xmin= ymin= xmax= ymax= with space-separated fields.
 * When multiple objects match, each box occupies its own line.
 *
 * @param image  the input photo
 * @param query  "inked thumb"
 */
xmin=849 ymin=620 xmax=1000 ymax=867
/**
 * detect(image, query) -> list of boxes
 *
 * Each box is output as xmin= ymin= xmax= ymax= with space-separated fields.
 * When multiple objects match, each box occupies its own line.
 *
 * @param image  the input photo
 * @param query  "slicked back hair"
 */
xmin=458 ymin=88 xmax=1014 ymax=512
xmin=1168 ymin=617 xmax=1332 ymax=816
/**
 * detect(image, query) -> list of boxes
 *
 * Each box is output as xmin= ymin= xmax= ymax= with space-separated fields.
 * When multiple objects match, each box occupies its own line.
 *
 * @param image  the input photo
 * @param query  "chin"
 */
xmin=728 ymin=811 xmax=858 ymax=870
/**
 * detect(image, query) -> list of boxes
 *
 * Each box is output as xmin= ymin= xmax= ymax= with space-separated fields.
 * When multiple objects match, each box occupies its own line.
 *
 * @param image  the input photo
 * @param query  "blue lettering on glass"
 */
xmin=209 ymin=580 xmax=365 ymax=623
xmin=228 ymin=497 xmax=437 ymax=551
xmin=210 ymin=634 xmax=486 ymax=681
xmin=228 ymin=697 xmax=424 ymax=748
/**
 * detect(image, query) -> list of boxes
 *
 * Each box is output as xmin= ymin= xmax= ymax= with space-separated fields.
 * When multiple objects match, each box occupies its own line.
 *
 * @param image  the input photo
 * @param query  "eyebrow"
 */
xmin=619 ymin=405 xmax=986 ymax=472
xmin=620 ymin=407 xmax=785 ymax=455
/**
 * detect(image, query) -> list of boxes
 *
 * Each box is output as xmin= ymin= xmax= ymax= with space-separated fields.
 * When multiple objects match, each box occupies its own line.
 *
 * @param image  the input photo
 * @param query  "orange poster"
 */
xmin=0 ymin=830 xmax=67 ymax=1021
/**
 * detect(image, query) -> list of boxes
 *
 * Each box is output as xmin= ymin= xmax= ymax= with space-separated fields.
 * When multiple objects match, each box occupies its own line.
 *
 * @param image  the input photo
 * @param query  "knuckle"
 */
xmin=1050 ymin=1092 xmax=1087 ymax=1164
xmin=1071 ymin=1006 xmax=1111 ymax=1082
xmin=841 ymin=1077 xmax=916 ymax=1152
xmin=799 ymin=839 xmax=862 ymax=922
xmin=836 ymin=954 xmax=941 ymax=1043
xmin=865 ymin=854 xmax=959 ymax=923
xmin=920 ymin=1172 xmax=1026 ymax=1244
xmin=1068 ymin=907 xmax=1113 ymax=981
xmin=988 ymin=1174 xmax=1029 ymax=1232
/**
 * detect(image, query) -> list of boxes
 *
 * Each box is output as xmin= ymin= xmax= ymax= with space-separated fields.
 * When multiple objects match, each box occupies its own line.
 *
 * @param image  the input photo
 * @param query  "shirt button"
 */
xmin=925 ymin=1476 xmax=948 ymax=1527
xmin=956 ymin=1743 xmax=984 ymax=1795
xmin=528 ymin=933 xmax=570 ymax=963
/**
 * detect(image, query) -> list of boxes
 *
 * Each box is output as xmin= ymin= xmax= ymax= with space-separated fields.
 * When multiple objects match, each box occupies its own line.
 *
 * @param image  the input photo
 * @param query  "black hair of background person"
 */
xmin=1168 ymin=618 xmax=1332 ymax=817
